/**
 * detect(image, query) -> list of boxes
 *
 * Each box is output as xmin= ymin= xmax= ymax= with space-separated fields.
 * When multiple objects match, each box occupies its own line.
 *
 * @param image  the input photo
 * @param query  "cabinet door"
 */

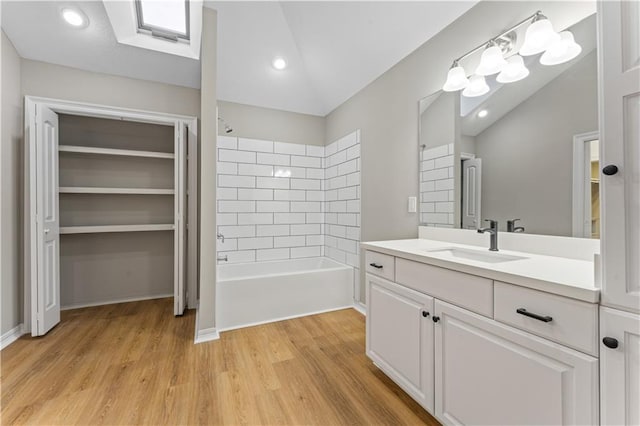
xmin=434 ymin=300 xmax=598 ymax=426
xmin=366 ymin=274 xmax=434 ymax=413
xmin=600 ymin=306 xmax=640 ymax=426
xmin=598 ymin=0 xmax=640 ymax=313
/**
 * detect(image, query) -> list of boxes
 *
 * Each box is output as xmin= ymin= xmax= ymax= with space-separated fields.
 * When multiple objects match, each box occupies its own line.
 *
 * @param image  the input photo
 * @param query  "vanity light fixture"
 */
xmin=477 ymin=109 xmax=488 ymax=118
xmin=540 ymin=31 xmax=582 ymax=65
xmin=443 ymin=60 xmax=469 ymax=92
xmin=475 ymin=41 xmax=508 ymax=76
xmin=272 ymin=57 xmax=287 ymax=70
xmin=61 ymin=7 xmax=88 ymax=28
xmin=462 ymin=75 xmax=490 ymax=98
xmin=496 ymin=54 xmax=530 ymax=83
xmin=441 ymin=10 xmax=581 ymax=97
xmin=519 ymin=12 xmax=560 ymax=56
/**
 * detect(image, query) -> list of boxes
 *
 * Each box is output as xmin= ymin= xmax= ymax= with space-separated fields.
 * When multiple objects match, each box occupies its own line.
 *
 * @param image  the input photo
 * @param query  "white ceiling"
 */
xmin=2 ymin=1 xmax=477 ymax=117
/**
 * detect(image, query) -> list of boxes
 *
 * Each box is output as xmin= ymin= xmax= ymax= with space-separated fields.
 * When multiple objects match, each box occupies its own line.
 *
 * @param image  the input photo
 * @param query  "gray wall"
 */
xmin=475 ymin=51 xmax=598 ymax=236
xmin=197 ymin=7 xmax=217 ymax=334
xmin=218 ymin=100 xmax=325 ymax=146
xmin=21 ymin=59 xmax=200 ymax=117
xmin=1 ymin=31 xmax=23 ymax=335
xmin=324 ymin=1 xmax=596 ymax=301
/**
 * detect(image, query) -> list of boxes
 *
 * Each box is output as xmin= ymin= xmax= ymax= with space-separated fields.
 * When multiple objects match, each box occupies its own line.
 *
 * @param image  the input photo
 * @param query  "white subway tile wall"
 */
xmin=216 ymin=133 xmax=361 ymax=274
xmin=420 ymin=143 xmax=455 ymax=227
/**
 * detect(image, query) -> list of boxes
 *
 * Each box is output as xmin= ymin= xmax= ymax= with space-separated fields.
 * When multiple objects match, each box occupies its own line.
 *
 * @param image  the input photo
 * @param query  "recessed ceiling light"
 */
xmin=61 ymin=8 xmax=88 ymax=27
xmin=272 ymin=57 xmax=287 ymax=71
xmin=477 ymin=109 xmax=488 ymax=118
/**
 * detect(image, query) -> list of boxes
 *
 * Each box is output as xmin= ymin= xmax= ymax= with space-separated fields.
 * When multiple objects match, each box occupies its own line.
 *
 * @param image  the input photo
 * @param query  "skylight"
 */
xmin=135 ymin=0 xmax=190 ymax=41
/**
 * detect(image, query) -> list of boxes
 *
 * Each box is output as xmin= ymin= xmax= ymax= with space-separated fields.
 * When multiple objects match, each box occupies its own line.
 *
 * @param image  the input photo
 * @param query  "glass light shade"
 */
xmin=462 ymin=75 xmax=490 ymax=98
xmin=442 ymin=65 xmax=469 ymax=92
xmin=496 ymin=55 xmax=530 ymax=83
xmin=540 ymin=31 xmax=582 ymax=65
xmin=475 ymin=45 xmax=507 ymax=76
xmin=519 ymin=18 xmax=560 ymax=56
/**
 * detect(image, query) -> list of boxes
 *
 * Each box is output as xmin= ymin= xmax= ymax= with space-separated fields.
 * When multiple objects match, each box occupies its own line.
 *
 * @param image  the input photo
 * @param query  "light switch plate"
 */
xmin=408 ymin=196 xmax=417 ymax=213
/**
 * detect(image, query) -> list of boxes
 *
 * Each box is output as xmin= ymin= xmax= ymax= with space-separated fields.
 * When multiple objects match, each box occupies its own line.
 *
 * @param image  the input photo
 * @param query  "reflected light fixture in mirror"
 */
xmin=496 ymin=54 xmax=529 ymax=83
xmin=475 ymin=41 xmax=508 ymax=76
xmin=462 ymin=75 xmax=490 ymax=97
xmin=540 ymin=32 xmax=582 ymax=65
xmin=520 ymin=13 xmax=561 ymax=56
xmin=443 ymin=61 xmax=469 ymax=92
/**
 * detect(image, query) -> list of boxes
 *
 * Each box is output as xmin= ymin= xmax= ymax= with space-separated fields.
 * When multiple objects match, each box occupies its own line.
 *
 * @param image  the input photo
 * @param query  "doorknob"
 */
xmin=602 ymin=165 xmax=619 ymax=176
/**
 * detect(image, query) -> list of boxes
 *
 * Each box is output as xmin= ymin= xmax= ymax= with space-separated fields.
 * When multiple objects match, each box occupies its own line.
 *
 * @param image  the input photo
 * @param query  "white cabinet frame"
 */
xmin=23 ymin=96 xmax=199 ymax=334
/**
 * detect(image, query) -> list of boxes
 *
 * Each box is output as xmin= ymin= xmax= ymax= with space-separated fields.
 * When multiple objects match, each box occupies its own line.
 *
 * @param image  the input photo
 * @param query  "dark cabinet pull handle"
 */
xmin=422 ymin=311 xmax=430 ymax=318
xmin=603 ymin=337 xmax=619 ymax=349
xmin=602 ymin=165 xmax=619 ymax=176
xmin=369 ymin=263 xmax=383 ymax=269
xmin=432 ymin=316 xmax=440 ymax=323
xmin=516 ymin=308 xmax=552 ymax=323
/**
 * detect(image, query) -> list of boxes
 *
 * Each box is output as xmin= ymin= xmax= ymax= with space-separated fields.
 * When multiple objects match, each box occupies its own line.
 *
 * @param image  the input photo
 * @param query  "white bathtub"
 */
xmin=216 ymin=257 xmax=354 ymax=331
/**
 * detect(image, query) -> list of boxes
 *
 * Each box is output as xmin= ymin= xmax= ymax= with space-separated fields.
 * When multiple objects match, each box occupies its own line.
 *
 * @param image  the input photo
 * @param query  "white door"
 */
xmin=174 ymin=122 xmax=187 ymax=315
xmin=599 ymin=0 xmax=640 ymax=313
xmin=33 ymin=104 xmax=61 ymax=336
xmin=461 ymin=158 xmax=481 ymax=229
xmin=600 ymin=306 xmax=640 ymax=426
xmin=366 ymin=274 xmax=435 ymax=413
xmin=434 ymin=300 xmax=598 ymax=426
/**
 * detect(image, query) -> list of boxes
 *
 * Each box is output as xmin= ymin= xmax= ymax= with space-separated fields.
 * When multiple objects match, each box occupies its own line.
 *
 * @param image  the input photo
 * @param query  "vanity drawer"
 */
xmin=365 ymin=251 xmax=395 ymax=281
xmin=494 ymin=281 xmax=598 ymax=356
xmin=395 ymin=258 xmax=493 ymax=317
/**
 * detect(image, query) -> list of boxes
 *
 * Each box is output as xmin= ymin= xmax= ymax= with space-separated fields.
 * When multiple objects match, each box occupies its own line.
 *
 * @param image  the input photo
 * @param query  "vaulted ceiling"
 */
xmin=2 ymin=1 xmax=477 ymax=116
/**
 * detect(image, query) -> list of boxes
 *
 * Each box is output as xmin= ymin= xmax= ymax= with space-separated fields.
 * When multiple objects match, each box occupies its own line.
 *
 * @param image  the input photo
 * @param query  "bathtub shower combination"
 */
xmin=215 ymin=131 xmax=362 ymax=330
xmin=216 ymin=258 xmax=354 ymax=330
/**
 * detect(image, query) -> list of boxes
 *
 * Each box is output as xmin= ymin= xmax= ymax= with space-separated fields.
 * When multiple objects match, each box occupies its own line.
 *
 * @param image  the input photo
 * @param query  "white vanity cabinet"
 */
xmin=364 ymin=248 xmax=600 ymax=425
xmin=365 ymin=273 xmax=435 ymax=413
xmin=434 ymin=300 xmax=598 ymax=426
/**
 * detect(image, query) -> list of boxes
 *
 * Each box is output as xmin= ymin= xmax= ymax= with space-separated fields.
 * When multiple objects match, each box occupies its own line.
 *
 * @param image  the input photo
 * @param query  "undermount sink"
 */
xmin=425 ymin=247 xmax=528 ymax=264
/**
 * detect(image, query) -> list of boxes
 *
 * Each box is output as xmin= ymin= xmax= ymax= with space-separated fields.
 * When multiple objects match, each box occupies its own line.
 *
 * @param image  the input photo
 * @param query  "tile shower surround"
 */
xmin=216 ymin=131 xmax=361 ymax=283
xmin=420 ymin=143 xmax=455 ymax=227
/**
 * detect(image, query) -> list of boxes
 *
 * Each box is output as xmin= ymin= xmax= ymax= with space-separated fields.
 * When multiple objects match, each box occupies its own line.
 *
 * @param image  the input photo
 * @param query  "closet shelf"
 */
xmin=60 ymin=224 xmax=175 ymax=234
xmin=59 ymin=187 xmax=175 ymax=195
xmin=59 ymin=145 xmax=174 ymax=159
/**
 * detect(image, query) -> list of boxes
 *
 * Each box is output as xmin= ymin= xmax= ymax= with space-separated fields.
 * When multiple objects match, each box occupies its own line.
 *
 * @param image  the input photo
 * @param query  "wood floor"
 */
xmin=1 ymin=298 xmax=439 ymax=425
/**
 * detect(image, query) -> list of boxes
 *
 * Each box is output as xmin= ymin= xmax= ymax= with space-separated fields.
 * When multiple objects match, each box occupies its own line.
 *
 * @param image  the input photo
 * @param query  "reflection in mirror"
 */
xmin=419 ymin=13 xmax=598 ymax=238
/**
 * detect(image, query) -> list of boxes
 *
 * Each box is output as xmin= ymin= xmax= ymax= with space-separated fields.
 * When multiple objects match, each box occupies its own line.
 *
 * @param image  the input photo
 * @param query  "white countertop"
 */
xmin=361 ymin=238 xmax=600 ymax=303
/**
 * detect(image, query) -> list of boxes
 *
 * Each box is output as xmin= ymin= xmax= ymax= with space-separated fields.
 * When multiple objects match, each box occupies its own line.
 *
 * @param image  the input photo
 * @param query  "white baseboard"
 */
xmin=194 ymin=327 xmax=220 ymax=344
xmin=352 ymin=302 xmax=366 ymax=315
xmin=1 ymin=324 xmax=25 ymax=350
xmin=194 ymin=302 xmax=220 ymax=344
xmin=61 ymin=293 xmax=173 ymax=311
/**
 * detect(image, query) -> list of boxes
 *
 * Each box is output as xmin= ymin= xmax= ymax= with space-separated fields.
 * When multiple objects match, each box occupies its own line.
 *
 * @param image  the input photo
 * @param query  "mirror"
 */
xmin=419 ymin=13 xmax=598 ymax=238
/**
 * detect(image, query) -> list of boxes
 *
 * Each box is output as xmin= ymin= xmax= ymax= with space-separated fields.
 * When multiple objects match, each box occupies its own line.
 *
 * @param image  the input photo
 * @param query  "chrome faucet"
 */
xmin=507 ymin=219 xmax=525 ymax=233
xmin=217 ymin=233 xmax=225 ymax=243
xmin=478 ymin=219 xmax=499 ymax=251
xmin=217 ymin=254 xmax=228 ymax=262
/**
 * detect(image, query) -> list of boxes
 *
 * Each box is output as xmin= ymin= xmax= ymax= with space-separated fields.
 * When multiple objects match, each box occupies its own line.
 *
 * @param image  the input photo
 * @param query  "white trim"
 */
xmin=58 ymin=145 xmax=175 ymax=159
xmin=60 ymin=293 xmax=174 ymax=311
xmin=60 ymin=224 xmax=174 ymax=234
xmin=1 ymin=324 xmax=25 ymax=350
xmin=572 ymin=131 xmax=599 ymax=237
xmin=217 ymin=305 xmax=354 ymax=333
xmin=352 ymin=302 xmax=367 ymax=315
xmin=460 ymin=152 xmax=476 ymax=160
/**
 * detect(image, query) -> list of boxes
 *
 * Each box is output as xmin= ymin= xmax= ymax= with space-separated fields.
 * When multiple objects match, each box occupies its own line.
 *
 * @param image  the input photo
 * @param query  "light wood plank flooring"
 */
xmin=1 ymin=298 xmax=439 ymax=425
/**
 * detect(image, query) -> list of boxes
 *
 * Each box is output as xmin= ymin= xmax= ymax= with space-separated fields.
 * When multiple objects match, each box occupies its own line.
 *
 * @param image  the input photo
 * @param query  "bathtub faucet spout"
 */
xmin=217 ymin=254 xmax=228 ymax=262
